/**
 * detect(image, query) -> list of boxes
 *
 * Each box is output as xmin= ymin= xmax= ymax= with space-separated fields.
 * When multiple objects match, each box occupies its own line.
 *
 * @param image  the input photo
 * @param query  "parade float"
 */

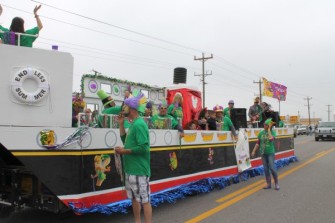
xmin=0 ymin=44 xmax=296 ymax=217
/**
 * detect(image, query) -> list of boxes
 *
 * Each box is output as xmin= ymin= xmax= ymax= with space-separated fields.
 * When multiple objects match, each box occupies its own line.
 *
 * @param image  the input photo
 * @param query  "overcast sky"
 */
xmin=1 ymin=0 xmax=334 ymax=121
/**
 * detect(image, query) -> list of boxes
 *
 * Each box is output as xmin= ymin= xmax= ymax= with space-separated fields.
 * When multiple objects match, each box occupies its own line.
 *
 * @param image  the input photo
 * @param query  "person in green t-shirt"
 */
xmin=252 ymin=118 xmax=279 ymax=190
xmin=0 ymin=4 xmax=43 ymax=47
xmin=152 ymin=100 xmax=184 ymax=134
xmin=223 ymin=110 xmax=238 ymax=140
xmin=223 ymin=99 xmax=234 ymax=118
xmin=96 ymin=89 xmax=130 ymax=128
xmin=115 ymin=93 xmax=152 ymax=223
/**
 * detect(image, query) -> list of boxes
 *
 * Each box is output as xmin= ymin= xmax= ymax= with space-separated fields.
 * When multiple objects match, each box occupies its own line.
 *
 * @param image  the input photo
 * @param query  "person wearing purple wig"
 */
xmin=115 ymin=93 xmax=152 ymax=223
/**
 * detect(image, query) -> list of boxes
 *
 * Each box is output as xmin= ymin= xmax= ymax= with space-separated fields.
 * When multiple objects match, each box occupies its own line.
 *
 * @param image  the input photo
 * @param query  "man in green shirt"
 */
xmin=0 ymin=4 xmax=43 ymax=47
xmin=96 ymin=89 xmax=130 ymax=128
xmin=115 ymin=93 xmax=152 ymax=223
xmin=251 ymin=118 xmax=279 ymax=190
xmin=223 ymin=99 xmax=234 ymax=118
xmin=222 ymin=110 xmax=238 ymax=140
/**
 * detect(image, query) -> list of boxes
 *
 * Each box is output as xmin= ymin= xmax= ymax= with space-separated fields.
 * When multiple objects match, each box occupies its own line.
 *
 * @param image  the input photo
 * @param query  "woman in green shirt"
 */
xmin=252 ymin=118 xmax=279 ymax=190
xmin=0 ymin=4 xmax=43 ymax=47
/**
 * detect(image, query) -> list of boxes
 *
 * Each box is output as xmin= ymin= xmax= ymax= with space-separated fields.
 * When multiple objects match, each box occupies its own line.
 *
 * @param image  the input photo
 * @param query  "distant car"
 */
xmin=297 ymin=125 xmax=307 ymax=135
xmin=315 ymin=122 xmax=335 ymax=141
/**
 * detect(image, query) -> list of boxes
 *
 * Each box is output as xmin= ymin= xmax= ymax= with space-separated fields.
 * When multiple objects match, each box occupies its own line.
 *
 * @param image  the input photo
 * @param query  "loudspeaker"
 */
xmin=272 ymin=111 xmax=280 ymax=127
xmin=264 ymin=111 xmax=280 ymax=127
xmin=230 ymin=108 xmax=247 ymax=130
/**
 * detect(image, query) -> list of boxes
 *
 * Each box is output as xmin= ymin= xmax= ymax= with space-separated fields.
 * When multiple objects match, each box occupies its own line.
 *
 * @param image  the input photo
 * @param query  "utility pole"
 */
xmin=326 ymin=105 xmax=332 ymax=121
xmin=253 ymin=78 xmax=263 ymax=102
xmin=194 ymin=53 xmax=213 ymax=107
xmin=304 ymin=97 xmax=312 ymax=125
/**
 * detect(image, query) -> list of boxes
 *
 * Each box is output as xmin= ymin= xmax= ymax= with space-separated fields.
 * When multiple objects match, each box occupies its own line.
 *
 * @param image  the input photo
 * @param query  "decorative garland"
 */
xmin=68 ymin=156 xmax=298 ymax=215
xmin=80 ymin=74 xmax=165 ymax=93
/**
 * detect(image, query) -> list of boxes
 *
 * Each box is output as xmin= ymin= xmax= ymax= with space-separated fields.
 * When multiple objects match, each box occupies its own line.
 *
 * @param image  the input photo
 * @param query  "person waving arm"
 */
xmin=33 ymin=5 xmax=43 ymax=31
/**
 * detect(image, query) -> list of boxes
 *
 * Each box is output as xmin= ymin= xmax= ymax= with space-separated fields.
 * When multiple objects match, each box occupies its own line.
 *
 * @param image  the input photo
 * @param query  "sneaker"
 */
xmin=275 ymin=184 xmax=280 ymax=190
xmin=263 ymin=185 xmax=271 ymax=189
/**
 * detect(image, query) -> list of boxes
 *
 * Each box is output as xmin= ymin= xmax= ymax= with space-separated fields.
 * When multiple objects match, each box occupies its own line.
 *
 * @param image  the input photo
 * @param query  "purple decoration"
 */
xmin=90 ymin=83 xmax=97 ymax=89
xmin=124 ymin=93 xmax=144 ymax=109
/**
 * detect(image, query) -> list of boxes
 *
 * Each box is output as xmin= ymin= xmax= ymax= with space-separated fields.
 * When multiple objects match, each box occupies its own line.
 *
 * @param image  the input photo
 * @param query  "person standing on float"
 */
xmin=251 ymin=118 xmax=279 ymax=190
xmin=0 ymin=4 xmax=43 ymax=47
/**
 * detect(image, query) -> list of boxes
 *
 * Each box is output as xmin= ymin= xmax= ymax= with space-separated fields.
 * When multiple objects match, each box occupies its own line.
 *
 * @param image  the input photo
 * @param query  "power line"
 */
xmin=214 ymin=55 xmax=260 ymax=78
xmin=37 ymin=39 xmax=199 ymax=69
xmin=31 ymin=0 xmax=203 ymax=53
xmin=2 ymin=4 xmax=192 ymax=56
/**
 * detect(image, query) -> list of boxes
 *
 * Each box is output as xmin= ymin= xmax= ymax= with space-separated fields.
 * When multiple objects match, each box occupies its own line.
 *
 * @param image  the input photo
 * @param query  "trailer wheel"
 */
xmin=315 ymin=137 xmax=319 ymax=141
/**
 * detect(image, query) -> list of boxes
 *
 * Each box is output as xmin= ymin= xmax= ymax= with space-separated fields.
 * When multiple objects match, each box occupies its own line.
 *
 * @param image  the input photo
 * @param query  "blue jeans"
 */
xmin=262 ymin=154 xmax=278 ymax=181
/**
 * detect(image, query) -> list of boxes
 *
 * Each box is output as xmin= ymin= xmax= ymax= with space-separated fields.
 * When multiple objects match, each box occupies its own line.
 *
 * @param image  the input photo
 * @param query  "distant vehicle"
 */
xmin=315 ymin=122 xmax=335 ymax=141
xmin=297 ymin=125 xmax=307 ymax=135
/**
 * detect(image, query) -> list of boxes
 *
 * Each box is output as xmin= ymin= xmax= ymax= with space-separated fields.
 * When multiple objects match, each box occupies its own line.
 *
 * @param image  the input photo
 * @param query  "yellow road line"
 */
xmin=185 ymin=148 xmax=335 ymax=223
xmin=215 ymin=179 xmax=264 ymax=203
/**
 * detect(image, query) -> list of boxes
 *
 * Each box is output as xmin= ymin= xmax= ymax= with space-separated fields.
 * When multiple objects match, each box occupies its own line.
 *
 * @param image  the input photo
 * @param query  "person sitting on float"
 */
xmin=213 ymin=105 xmax=224 ymax=130
xmin=97 ymin=89 xmax=130 ymax=128
xmin=207 ymin=110 xmax=217 ymax=131
xmin=198 ymin=107 xmax=209 ymax=130
xmin=144 ymin=101 xmax=153 ymax=117
xmin=151 ymin=100 xmax=184 ymax=134
xmin=223 ymin=100 xmax=234 ymax=118
xmin=143 ymin=101 xmax=154 ymax=129
xmin=124 ymin=85 xmax=133 ymax=99
xmin=0 ymin=4 xmax=43 ymax=47
xmin=168 ymin=92 xmax=183 ymax=124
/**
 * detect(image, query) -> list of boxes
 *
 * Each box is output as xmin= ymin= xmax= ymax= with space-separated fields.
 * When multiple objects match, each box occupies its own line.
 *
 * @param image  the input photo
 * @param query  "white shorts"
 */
xmin=125 ymin=174 xmax=150 ymax=204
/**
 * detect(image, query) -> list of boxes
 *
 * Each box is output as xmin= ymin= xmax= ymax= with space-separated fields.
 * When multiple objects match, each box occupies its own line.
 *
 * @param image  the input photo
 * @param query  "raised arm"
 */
xmin=0 ymin=4 xmax=3 ymax=16
xmin=33 ymin=5 xmax=43 ymax=31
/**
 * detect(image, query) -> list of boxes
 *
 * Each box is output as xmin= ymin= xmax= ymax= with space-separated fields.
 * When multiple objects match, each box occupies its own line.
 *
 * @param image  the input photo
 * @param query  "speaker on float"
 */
xmin=230 ymin=108 xmax=247 ymax=130
xmin=272 ymin=111 xmax=280 ymax=127
xmin=263 ymin=111 xmax=280 ymax=127
xmin=173 ymin=67 xmax=187 ymax=84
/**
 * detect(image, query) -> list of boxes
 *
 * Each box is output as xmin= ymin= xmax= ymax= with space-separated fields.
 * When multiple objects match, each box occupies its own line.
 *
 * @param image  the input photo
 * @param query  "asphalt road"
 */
xmin=3 ymin=135 xmax=335 ymax=223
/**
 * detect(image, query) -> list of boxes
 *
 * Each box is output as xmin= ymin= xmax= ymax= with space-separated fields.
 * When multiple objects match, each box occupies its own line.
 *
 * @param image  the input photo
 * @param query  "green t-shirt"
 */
xmin=168 ymin=104 xmax=183 ymax=120
xmin=257 ymin=129 xmax=277 ymax=155
xmin=98 ymin=106 xmax=130 ymax=128
xmin=223 ymin=107 xmax=230 ymax=118
xmin=151 ymin=114 xmax=178 ymax=129
xmin=121 ymin=117 xmax=150 ymax=176
xmin=0 ymin=26 xmax=39 ymax=47
xmin=223 ymin=116 xmax=233 ymax=131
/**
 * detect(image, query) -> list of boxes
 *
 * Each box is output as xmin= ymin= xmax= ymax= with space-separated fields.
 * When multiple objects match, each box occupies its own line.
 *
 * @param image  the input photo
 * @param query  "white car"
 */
xmin=297 ymin=125 xmax=307 ymax=135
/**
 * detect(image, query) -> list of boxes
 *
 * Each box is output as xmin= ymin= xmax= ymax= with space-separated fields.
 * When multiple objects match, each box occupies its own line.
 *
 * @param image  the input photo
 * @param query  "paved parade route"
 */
xmin=3 ymin=135 xmax=335 ymax=223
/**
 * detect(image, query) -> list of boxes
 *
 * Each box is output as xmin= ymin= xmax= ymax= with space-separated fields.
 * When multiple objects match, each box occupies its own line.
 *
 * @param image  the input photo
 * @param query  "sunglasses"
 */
xmin=160 ymin=107 xmax=167 ymax=110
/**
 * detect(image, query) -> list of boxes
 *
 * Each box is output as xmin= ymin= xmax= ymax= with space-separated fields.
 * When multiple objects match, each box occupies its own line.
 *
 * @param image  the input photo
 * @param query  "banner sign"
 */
xmin=234 ymin=131 xmax=252 ymax=172
xmin=263 ymin=77 xmax=287 ymax=101
xmin=289 ymin=116 xmax=299 ymax=124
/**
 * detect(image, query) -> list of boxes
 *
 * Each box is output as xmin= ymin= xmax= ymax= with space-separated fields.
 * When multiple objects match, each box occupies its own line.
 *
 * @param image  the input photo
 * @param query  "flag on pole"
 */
xmin=262 ymin=77 xmax=287 ymax=101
